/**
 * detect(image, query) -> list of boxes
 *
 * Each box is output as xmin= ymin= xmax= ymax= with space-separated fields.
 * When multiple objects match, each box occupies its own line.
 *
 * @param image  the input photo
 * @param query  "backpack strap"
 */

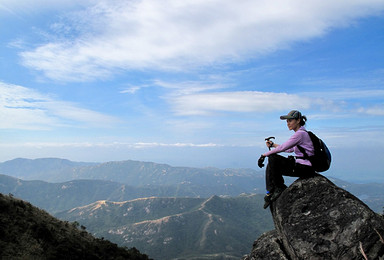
xmin=296 ymin=129 xmax=311 ymax=160
xmin=297 ymin=145 xmax=309 ymax=160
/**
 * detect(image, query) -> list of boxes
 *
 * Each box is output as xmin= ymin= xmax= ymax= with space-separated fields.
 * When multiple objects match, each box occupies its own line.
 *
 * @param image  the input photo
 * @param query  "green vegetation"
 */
xmin=0 ymin=193 xmax=152 ymax=260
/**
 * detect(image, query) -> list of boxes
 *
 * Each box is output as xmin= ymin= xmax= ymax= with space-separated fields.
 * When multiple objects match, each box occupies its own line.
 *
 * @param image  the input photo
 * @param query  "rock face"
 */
xmin=244 ymin=175 xmax=384 ymax=260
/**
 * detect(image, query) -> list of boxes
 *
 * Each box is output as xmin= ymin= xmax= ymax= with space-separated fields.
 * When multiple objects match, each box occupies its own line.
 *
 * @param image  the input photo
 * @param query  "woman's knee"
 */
xmin=268 ymin=154 xmax=282 ymax=164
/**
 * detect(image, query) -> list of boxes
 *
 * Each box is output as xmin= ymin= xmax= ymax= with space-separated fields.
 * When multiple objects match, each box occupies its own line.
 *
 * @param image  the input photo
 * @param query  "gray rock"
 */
xmin=242 ymin=230 xmax=289 ymax=260
xmin=245 ymin=175 xmax=384 ymax=260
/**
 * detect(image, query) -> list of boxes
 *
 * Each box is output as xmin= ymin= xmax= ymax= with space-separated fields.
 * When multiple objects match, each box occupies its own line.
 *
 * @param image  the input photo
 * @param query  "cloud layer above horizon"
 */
xmin=8 ymin=0 xmax=383 ymax=82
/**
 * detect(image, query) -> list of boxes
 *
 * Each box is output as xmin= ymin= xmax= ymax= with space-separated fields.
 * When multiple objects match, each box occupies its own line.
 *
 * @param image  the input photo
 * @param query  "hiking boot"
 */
xmin=270 ymin=185 xmax=287 ymax=202
xmin=263 ymin=194 xmax=272 ymax=209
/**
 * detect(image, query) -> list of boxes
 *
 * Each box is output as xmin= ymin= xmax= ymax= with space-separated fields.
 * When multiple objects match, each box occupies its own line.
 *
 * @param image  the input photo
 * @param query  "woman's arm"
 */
xmin=263 ymin=131 xmax=303 ymax=157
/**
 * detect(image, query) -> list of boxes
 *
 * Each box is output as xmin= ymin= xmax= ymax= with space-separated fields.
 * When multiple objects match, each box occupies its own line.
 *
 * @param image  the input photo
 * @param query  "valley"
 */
xmin=55 ymin=195 xmax=272 ymax=260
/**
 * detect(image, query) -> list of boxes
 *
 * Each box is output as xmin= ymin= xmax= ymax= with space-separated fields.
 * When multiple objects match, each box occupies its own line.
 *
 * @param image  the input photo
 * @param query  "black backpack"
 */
xmin=298 ymin=131 xmax=331 ymax=172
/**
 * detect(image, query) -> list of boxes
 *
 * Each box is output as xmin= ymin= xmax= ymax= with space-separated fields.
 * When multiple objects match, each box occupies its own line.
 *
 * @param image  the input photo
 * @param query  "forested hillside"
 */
xmin=0 ymin=193 xmax=151 ymax=259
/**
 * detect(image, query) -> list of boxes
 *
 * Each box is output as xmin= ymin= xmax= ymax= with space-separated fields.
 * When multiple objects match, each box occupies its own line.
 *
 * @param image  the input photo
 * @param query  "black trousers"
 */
xmin=265 ymin=154 xmax=316 ymax=192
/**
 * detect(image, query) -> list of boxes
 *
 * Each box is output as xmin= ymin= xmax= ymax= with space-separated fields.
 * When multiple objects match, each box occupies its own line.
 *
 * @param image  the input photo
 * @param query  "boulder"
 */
xmin=244 ymin=175 xmax=384 ymax=260
xmin=242 ymin=230 xmax=288 ymax=260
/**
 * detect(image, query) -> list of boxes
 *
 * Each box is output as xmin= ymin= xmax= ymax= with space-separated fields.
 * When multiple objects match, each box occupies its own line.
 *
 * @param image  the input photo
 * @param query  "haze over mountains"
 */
xmin=1 ymin=158 xmax=383 ymax=212
xmin=0 ymin=158 xmax=264 ymax=189
xmin=1 ymin=157 xmax=383 ymax=259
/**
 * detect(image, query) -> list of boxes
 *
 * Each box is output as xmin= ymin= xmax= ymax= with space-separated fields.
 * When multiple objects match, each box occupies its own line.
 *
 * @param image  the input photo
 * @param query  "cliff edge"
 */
xmin=244 ymin=174 xmax=384 ymax=260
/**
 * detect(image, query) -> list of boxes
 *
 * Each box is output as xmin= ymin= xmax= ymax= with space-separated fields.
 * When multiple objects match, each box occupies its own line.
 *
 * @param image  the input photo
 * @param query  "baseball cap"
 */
xmin=280 ymin=110 xmax=302 ymax=120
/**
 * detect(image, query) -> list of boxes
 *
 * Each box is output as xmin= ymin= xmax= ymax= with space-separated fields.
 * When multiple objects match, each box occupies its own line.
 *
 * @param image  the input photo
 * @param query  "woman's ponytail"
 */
xmin=300 ymin=115 xmax=307 ymax=126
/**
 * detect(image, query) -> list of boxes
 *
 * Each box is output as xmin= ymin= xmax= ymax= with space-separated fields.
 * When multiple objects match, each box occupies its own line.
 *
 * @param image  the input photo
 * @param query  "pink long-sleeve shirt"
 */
xmin=263 ymin=126 xmax=314 ymax=166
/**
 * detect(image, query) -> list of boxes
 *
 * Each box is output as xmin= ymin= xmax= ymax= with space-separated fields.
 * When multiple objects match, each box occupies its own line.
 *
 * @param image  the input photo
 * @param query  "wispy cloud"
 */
xmin=154 ymin=80 xmax=229 ymax=95
xmin=0 ymin=141 xmax=223 ymax=149
xmin=357 ymin=105 xmax=384 ymax=116
xmin=302 ymin=88 xmax=384 ymax=101
xmin=164 ymin=81 xmax=384 ymax=117
xmin=17 ymin=0 xmax=384 ymax=82
xmin=120 ymin=86 xmax=143 ymax=94
xmin=0 ymin=0 xmax=92 ymax=15
xmin=299 ymin=72 xmax=384 ymax=100
xmin=131 ymin=142 xmax=221 ymax=148
xmin=168 ymin=91 xmax=318 ymax=116
xmin=0 ymin=82 xmax=119 ymax=130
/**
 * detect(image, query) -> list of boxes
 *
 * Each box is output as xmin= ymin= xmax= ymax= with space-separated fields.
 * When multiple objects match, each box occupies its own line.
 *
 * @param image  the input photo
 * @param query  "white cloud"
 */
xmin=131 ymin=142 xmax=221 ymax=148
xmin=0 ymin=82 xmax=119 ymax=130
xmin=299 ymin=73 xmax=384 ymax=100
xmin=357 ymin=105 xmax=384 ymax=116
xmin=18 ymin=0 xmax=384 ymax=82
xmin=304 ymin=88 xmax=384 ymax=101
xmin=0 ymin=0 xmax=92 ymax=15
xmin=120 ymin=86 xmax=142 ymax=94
xmin=154 ymin=80 xmax=229 ymax=95
xmin=0 ymin=141 xmax=222 ymax=149
xmin=300 ymin=87 xmax=384 ymax=116
xmin=166 ymin=85 xmax=384 ymax=117
xmin=168 ymin=91 xmax=315 ymax=115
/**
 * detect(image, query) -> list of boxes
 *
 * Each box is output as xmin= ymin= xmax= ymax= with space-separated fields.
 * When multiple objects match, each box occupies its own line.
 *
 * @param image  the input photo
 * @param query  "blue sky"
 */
xmin=0 ymin=0 xmax=383 ymax=182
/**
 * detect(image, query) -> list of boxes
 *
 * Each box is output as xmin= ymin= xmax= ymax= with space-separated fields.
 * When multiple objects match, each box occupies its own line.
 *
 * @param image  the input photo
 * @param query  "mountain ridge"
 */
xmin=0 ymin=173 xmax=263 ymax=213
xmin=0 ymin=193 xmax=152 ymax=259
xmin=0 ymin=158 xmax=96 ymax=181
xmin=0 ymin=158 xmax=265 ymax=194
xmin=56 ymin=194 xmax=273 ymax=260
xmin=2 ymin=169 xmax=384 ymax=213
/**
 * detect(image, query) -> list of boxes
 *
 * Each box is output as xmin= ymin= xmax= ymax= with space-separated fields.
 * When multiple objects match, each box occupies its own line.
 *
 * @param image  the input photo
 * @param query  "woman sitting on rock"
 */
xmin=258 ymin=110 xmax=316 ymax=209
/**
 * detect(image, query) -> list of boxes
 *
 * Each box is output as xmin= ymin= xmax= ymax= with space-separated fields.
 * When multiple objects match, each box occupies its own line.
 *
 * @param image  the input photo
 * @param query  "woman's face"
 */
xmin=287 ymin=118 xmax=301 ymax=131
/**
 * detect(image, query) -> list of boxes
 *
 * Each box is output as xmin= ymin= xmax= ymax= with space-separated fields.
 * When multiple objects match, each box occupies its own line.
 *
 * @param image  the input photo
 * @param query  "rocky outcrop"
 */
xmin=244 ymin=174 xmax=384 ymax=260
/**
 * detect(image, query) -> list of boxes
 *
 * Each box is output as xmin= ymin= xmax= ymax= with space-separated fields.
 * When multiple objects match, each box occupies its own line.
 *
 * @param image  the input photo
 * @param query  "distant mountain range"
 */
xmin=1 ymin=173 xmax=262 ymax=214
xmin=0 ymin=157 xmax=265 ymax=193
xmin=0 ymin=158 xmax=95 ymax=181
xmin=0 ymin=174 xmax=159 ymax=213
xmin=56 ymin=195 xmax=273 ymax=260
xmin=1 ymin=157 xmax=383 ymax=259
xmin=0 ymin=158 xmax=383 ymax=213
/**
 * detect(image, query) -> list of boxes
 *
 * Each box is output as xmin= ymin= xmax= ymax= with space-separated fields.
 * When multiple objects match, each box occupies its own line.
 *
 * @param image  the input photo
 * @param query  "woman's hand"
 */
xmin=258 ymin=155 xmax=266 ymax=168
xmin=266 ymin=140 xmax=277 ymax=149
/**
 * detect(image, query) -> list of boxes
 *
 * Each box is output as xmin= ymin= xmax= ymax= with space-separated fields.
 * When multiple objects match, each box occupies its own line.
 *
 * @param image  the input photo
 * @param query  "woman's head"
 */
xmin=280 ymin=110 xmax=307 ymax=130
